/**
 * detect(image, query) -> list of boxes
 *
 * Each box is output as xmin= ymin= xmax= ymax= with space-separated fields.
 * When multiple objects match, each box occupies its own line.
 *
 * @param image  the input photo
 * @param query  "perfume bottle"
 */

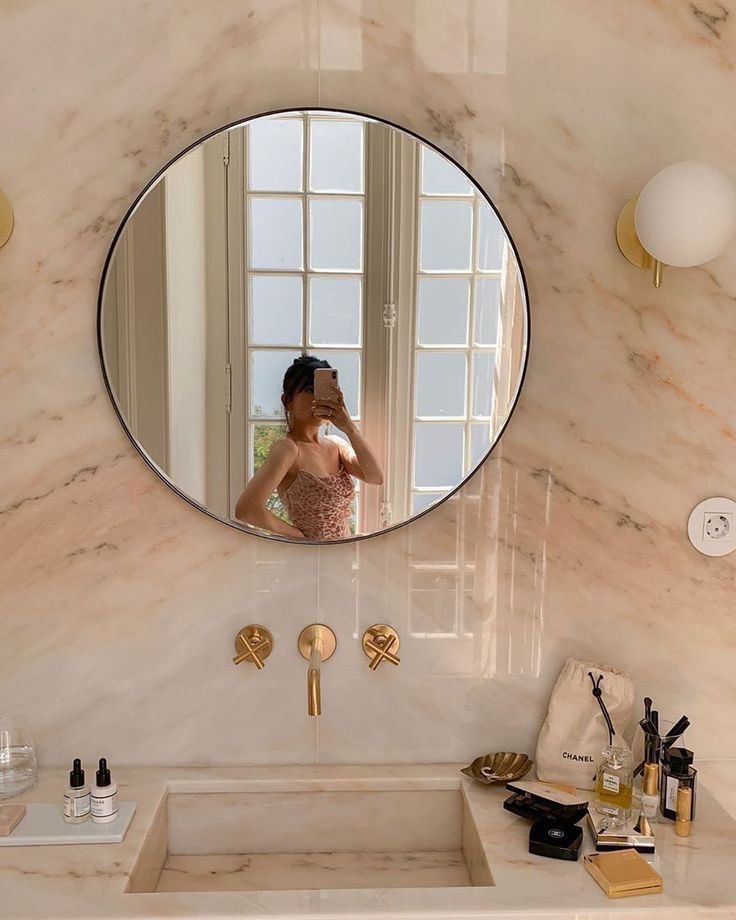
xmin=594 ymin=744 xmax=633 ymax=826
xmin=660 ymin=747 xmax=696 ymax=821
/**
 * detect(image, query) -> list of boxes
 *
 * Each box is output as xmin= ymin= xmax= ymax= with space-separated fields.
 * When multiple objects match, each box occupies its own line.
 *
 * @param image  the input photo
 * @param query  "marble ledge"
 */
xmin=0 ymin=763 xmax=735 ymax=919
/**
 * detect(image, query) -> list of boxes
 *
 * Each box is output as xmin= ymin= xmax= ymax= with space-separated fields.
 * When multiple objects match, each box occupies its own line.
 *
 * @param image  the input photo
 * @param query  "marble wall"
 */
xmin=2 ymin=0 xmax=736 ymax=767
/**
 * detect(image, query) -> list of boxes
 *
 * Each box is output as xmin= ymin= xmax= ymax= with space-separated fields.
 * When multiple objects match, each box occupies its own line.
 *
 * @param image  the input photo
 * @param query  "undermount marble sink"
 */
xmin=4 ymin=765 xmax=736 ymax=918
xmin=138 ymin=780 xmax=493 ymax=893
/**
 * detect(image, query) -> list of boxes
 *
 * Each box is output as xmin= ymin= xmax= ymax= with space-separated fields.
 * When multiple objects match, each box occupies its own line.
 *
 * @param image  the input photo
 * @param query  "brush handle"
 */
xmin=662 ymin=716 xmax=690 ymax=747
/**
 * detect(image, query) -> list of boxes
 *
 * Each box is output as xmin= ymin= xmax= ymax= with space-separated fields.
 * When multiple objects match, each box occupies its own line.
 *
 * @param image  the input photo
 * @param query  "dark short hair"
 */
xmin=282 ymin=354 xmax=331 ymax=406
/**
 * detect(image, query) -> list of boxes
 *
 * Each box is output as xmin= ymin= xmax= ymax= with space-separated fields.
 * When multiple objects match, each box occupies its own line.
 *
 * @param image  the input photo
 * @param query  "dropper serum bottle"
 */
xmin=63 ymin=758 xmax=90 ymax=824
xmin=90 ymin=758 xmax=118 ymax=824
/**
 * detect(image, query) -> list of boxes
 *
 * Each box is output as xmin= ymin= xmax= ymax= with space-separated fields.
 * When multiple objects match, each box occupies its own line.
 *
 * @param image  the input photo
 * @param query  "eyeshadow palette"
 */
xmin=503 ymin=780 xmax=589 ymax=825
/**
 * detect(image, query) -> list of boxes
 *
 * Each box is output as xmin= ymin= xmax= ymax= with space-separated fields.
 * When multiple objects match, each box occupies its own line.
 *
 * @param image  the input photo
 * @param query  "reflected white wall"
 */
xmin=165 ymin=149 xmax=208 ymax=504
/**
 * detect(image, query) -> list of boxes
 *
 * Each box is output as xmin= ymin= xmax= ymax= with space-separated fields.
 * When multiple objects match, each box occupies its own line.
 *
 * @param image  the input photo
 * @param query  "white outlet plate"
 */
xmin=687 ymin=497 xmax=736 ymax=556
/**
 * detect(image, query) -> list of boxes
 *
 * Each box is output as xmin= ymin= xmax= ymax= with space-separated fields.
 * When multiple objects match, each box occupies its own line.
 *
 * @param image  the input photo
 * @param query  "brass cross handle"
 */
xmin=362 ymin=624 xmax=400 ymax=671
xmin=232 ymin=625 xmax=274 ymax=669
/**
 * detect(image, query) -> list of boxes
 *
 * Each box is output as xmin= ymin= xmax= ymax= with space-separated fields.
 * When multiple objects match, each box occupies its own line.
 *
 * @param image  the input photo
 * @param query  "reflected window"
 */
xmin=244 ymin=113 xmax=366 ymax=530
xmin=409 ymin=147 xmax=505 ymax=515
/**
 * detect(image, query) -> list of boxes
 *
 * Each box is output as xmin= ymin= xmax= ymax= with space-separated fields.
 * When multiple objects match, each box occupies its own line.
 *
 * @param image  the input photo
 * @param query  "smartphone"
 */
xmin=313 ymin=367 xmax=339 ymax=403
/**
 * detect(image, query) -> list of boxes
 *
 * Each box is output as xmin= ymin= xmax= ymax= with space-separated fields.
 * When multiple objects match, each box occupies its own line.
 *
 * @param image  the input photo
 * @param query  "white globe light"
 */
xmin=634 ymin=161 xmax=736 ymax=267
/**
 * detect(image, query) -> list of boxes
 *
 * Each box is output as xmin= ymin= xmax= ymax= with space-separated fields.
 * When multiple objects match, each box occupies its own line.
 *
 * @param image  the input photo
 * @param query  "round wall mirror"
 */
xmin=98 ymin=108 xmax=529 ymax=544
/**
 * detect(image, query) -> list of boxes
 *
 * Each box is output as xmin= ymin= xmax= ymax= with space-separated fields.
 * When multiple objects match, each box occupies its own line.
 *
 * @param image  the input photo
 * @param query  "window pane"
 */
xmin=414 ymin=423 xmax=464 ymax=488
xmin=470 ymin=422 xmax=492 ymax=467
xmin=309 ymin=276 xmax=361 ymax=345
xmin=309 ymin=119 xmax=364 ymax=193
xmin=318 ymin=350 xmax=360 ymax=418
xmin=252 ymin=424 xmax=290 ymax=522
xmin=309 ymin=198 xmax=363 ymax=271
xmin=421 ymin=146 xmax=472 ymax=195
xmin=252 ymin=423 xmax=288 ymax=472
xmin=419 ymin=200 xmax=472 ymax=271
xmin=250 ymin=350 xmax=301 ymax=417
xmin=417 ymin=278 xmax=470 ymax=346
xmin=247 ymin=117 xmax=303 ymax=191
xmin=250 ymin=276 xmax=303 ymax=345
xmin=416 ymin=352 xmax=466 ymax=417
xmin=475 ymin=278 xmax=501 ymax=344
xmin=478 ymin=202 xmax=505 ymax=270
xmin=250 ymin=198 xmax=303 ymax=270
xmin=412 ymin=491 xmax=447 ymax=514
xmin=472 ymin=351 xmax=495 ymax=418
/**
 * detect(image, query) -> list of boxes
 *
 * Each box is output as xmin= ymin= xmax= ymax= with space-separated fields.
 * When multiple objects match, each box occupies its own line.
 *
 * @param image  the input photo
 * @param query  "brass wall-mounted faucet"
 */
xmin=298 ymin=624 xmax=336 ymax=716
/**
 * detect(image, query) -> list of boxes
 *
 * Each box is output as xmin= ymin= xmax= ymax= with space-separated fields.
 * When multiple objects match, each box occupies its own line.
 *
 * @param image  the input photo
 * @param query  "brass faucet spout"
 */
xmin=298 ymin=625 xmax=336 ymax=718
xmin=308 ymin=638 xmax=323 ymax=716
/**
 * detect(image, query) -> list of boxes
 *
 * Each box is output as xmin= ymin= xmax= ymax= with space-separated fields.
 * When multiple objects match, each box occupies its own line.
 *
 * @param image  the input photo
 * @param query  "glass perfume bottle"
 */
xmin=594 ymin=744 xmax=633 ymax=826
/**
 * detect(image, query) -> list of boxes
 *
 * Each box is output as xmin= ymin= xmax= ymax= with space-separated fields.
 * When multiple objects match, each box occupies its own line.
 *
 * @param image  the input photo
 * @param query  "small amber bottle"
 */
xmin=594 ymin=744 xmax=633 ymax=827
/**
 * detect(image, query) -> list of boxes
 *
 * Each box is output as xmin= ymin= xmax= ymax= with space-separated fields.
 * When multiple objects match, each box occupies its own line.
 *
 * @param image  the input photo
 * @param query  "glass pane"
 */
xmin=247 ymin=117 xmax=303 ymax=191
xmin=416 ymin=352 xmax=466 ymax=417
xmin=250 ymin=276 xmax=303 ymax=345
xmin=478 ymin=202 xmax=505 ymax=270
xmin=412 ymin=491 xmax=447 ymax=514
xmin=250 ymin=198 xmax=303 ymax=270
xmin=309 ymin=198 xmax=363 ymax=271
xmin=309 ymin=276 xmax=361 ymax=345
xmin=250 ymin=350 xmax=301 ymax=417
xmin=472 ymin=351 xmax=495 ymax=417
xmin=414 ymin=423 xmax=464 ymax=488
xmin=316 ymin=350 xmax=360 ymax=418
xmin=417 ymin=278 xmax=470 ymax=346
xmin=252 ymin=423 xmax=288 ymax=472
xmin=421 ymin=146 xmax=472 ymax=195
xmin=419 ymin=200 xmax=472 ymax=271
xmin=470 ymin=422 xmax=492 ymax=467
xmin=309 ymin=119 xmax=364 ymax=193
xmin=475 ymin=278 xmax=501 ymax=344
xmin=252 ymin=424 xmax=290 ymax=522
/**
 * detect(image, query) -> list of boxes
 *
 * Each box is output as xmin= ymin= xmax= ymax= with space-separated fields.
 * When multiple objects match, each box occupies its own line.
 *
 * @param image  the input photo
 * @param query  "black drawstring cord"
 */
xmin=589 ymin=671 xmax=615 ymax=746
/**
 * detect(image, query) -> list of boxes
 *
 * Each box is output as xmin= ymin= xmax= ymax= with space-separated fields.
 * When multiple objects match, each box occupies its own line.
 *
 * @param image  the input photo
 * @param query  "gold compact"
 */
xmin=584 ymin=849 xmax=663 ymax=899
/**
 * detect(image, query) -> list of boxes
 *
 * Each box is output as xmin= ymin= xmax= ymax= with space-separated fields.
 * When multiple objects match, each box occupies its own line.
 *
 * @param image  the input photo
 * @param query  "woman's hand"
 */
xmin=312 ymin=387 xmax=354 ymax=434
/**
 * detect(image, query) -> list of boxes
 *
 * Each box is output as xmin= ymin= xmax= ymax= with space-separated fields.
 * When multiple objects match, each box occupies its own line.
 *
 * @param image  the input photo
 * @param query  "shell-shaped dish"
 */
xmin=461 ymin=751 xmax=533 ymax=785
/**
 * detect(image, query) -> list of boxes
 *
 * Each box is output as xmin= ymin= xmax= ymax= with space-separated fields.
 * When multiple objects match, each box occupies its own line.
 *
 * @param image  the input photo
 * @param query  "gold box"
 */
xmin=584 ymin=849 xmax=663 ymax=899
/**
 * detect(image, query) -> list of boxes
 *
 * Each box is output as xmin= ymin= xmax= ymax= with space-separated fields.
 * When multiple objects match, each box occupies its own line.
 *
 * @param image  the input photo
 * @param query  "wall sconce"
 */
xmin=616 ymin=160 xmax=736 ymax=287
xmin=0 ymin=188 xmax=13 ymax=249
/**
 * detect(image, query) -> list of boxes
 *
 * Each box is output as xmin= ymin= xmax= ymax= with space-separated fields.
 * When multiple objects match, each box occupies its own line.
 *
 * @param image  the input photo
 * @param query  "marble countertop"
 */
xmin=1 ymin=763 xmax=735 ymax=919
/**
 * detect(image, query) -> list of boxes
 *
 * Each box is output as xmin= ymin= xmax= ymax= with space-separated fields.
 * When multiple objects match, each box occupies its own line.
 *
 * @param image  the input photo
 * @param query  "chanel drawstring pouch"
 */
xmin=535 ymin=658 xmax=634 ymax=789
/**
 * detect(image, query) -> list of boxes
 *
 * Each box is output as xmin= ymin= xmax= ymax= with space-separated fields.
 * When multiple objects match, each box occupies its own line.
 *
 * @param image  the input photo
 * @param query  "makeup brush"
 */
xmin=635 ymin=714 xmax=691 ymax=776
xmin=662 ymin=716 xmax=690 ymax=748
xmin=639 ymin=718 xmax=660 ymax=738
xmin=643 ymin=698 xmax=653 ymax=762
xmin=635 ymin=716 xmax=662 ymax=777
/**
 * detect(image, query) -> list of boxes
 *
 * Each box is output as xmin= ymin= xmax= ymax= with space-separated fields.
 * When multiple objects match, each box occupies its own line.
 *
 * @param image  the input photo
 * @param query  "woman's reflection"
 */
xmin=235 ymin=355 xmax=383 ymax=540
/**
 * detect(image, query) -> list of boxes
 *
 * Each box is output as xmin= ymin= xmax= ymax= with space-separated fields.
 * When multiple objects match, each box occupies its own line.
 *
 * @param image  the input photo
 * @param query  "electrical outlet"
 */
xmin=704 ymin=512 xmax=732 ymax=541
xmin=688 ymin=497 xmax=736 ymax=556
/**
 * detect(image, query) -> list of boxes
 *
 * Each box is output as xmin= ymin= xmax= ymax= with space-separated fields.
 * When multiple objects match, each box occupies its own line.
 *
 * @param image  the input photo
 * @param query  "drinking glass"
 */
xmin=0 ymin=715 xmax=38 ymax=799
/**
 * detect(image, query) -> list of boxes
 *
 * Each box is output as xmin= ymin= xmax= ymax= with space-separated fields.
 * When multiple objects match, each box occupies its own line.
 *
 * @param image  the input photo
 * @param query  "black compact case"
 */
xmin=529 ymin=817 xmax=583 ymax=861
xmin=503 ymin=780 xmax=589 ymax=862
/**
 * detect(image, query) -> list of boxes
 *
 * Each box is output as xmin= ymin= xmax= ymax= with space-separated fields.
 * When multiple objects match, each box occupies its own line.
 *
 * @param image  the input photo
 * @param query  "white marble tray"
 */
xmin=0 ymin=801 xmax=136 ymax=846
